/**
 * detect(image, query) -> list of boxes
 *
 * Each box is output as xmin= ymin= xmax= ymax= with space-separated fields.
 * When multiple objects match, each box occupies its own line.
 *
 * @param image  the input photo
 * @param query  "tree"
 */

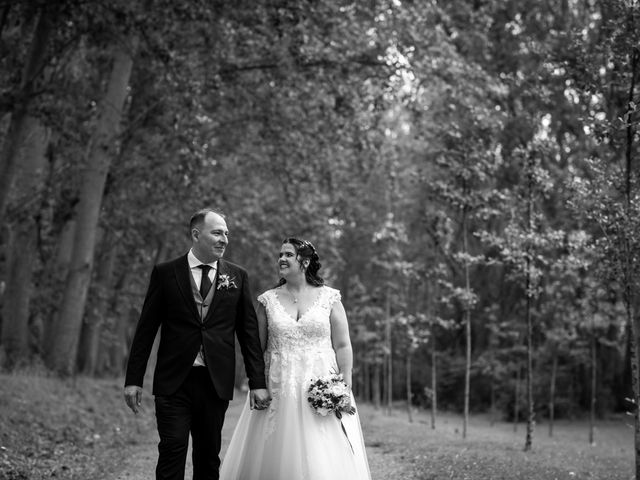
xmin=480 ymin=142 xmax=564 ymax=450
xmin=0 ymin=1 xmax=57 ymax=222
xmin=1 ymin=116 xmax=50 ymax=367
xmin=431 ymin=119 xmax=502 ymax=437
xmin=563 ymin=0 xmax=640 ymax=472
xmin=46 ymin=32 xmax=137 ymax=375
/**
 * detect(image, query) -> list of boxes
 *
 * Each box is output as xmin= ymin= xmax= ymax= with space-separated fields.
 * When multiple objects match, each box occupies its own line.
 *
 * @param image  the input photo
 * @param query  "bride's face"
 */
xmin=278 ymin=243 xmax=302 ymax=279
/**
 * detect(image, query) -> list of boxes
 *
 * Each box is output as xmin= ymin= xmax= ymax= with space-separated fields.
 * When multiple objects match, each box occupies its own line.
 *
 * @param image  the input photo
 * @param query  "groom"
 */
xmin=124 ymin=208 xmax=270 ymax=480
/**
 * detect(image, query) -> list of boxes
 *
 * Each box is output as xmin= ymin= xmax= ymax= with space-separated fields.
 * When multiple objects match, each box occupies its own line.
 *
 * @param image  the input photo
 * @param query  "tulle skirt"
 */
xmin=220 ymin=390 xmax=371 ymax=480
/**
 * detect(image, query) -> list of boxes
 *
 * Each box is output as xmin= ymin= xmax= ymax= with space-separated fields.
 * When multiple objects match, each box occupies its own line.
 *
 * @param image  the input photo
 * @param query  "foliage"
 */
xmin=0 ymin=0 xmax=637 ymax=428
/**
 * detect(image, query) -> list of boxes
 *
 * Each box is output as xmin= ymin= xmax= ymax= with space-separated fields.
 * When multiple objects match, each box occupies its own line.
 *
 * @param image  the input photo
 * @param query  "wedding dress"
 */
xmin=220 ymin=286 xmax=371 ymax=480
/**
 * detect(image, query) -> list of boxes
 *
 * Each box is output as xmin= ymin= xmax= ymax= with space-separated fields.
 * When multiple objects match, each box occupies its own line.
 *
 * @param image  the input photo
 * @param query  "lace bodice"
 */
xmin=257 ymin=286 xmax=341 ymax=402
xmin=258 ymin=286 xmax=340 ymax=353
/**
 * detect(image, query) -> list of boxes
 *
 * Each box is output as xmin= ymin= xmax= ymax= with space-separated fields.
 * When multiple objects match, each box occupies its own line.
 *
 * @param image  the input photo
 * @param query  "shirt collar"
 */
xmin=188 ymin=249 xmax=218 ymax=270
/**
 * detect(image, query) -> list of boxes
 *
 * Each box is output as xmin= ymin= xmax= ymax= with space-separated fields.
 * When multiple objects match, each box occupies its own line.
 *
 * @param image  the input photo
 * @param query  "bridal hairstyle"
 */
xmin=279 ymin=237 xmax=324 ymax=287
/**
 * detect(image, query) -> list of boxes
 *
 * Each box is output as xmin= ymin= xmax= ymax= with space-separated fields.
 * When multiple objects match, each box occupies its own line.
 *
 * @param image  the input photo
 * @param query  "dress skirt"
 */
xmin=220 ymin=389 xmax=370 ymax=480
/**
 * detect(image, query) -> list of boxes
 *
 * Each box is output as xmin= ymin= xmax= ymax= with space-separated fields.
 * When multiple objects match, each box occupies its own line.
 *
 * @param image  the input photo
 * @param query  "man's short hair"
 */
xmin=189 ymin=208 xmax=225 ymax=235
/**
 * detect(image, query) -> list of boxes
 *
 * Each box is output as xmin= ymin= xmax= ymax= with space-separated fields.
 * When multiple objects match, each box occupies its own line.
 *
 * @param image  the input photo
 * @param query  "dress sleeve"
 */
xmin=326 ymin=286 xmax=342 ymax=309
xmin=257 ymin=290 xmax=270 ymax=309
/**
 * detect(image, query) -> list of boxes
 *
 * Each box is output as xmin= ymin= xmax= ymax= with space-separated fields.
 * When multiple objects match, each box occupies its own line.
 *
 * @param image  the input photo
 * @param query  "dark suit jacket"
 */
xmin=124 ymin=255 xmax=267 ymax=399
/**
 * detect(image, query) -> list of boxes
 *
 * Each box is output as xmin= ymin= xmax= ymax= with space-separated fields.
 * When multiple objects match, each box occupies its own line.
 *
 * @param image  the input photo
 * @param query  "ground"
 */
xmin=0 ymin=373 xmax=634 ymax=480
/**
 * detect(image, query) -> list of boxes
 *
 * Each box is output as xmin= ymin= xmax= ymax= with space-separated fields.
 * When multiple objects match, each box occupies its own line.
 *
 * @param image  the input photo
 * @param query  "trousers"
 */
xmin=154 ymin=367 xmax=229 ymax=480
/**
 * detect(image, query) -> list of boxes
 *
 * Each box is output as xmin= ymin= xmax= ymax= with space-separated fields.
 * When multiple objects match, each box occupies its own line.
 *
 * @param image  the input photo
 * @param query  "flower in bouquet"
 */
xmin=307 ymin=373 xmax=355 ymax=419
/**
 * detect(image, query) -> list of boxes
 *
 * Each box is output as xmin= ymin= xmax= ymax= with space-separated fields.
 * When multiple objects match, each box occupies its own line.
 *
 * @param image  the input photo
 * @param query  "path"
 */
xmin=104 ymin=396 xmax=633 ymax=480
xmin=106 ymin=395 xmax=414 ymax=480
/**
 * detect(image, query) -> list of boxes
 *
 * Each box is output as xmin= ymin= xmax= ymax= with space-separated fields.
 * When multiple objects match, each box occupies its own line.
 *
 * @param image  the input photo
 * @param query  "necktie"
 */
xmin=198 ymin=265 xmax=213 ymax=298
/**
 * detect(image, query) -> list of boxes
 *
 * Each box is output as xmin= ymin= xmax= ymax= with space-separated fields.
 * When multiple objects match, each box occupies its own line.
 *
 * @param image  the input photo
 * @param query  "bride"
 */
xmin=220 ymin=237 xmax=371 ymax=480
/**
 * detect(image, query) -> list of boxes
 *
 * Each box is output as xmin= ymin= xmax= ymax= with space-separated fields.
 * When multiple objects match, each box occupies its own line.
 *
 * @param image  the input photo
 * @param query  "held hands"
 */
xmin=125 ymin=385 xmax=271 ymax=412
xmin=250 ymin=388 xmax=271 ymax=411
xmin=124 ymin=385 xmax=143 ymax=414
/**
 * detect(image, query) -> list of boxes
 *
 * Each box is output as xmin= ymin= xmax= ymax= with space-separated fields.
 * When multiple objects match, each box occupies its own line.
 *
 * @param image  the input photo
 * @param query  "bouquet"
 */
xmin=307 ymin=373 xmax=356 ymax=419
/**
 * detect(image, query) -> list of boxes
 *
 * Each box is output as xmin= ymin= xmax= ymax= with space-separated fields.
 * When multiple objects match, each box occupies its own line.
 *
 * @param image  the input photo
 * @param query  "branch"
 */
xmin=217 ymin=55 xmax=388 ymax=75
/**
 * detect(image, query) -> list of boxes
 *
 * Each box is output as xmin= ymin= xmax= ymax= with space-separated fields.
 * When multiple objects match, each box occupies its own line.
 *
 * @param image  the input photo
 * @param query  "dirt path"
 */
xmin=103 ymin=396 xmax=634 ymax=480
xmin=106 ymin=396 xmax=413 ymax=480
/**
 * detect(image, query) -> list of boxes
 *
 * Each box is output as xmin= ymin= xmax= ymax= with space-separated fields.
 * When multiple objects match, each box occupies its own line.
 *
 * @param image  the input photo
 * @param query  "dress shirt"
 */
xmin=187 ymin=249 xmax=217 ymax=367
xmin=188 ymin=249 xmax=217 ymax=289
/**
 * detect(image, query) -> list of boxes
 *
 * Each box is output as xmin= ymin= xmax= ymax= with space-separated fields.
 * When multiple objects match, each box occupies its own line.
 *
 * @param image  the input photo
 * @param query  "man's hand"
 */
xmin=249 ymin=388 xmax=271 ymax=410
xmin=124 ymin=385 xmax=143 ymax=414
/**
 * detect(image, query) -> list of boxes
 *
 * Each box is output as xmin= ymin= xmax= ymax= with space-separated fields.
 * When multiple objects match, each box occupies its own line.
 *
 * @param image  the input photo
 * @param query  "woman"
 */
xmin=220 ymin=238 xmax=371 ymax=480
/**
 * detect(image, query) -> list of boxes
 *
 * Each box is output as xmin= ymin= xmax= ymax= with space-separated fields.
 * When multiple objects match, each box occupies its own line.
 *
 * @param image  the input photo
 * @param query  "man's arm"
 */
xmin=256 ymin=302 xmax=268 ymax=352
xmin=234 ymin=269 xmax=270 ymax=409
xmin=234 ymin=269 xmax=267 ymax=391
xmin=123 ymin=265 xmax=163 ymax=413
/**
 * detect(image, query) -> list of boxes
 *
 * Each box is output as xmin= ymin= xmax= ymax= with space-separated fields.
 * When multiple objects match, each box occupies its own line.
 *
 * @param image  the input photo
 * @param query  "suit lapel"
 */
xmin=174 ymin=254 xmax=201 ymax=321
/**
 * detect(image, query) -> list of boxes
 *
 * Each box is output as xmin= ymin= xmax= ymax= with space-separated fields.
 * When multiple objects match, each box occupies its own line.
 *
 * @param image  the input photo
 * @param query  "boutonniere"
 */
xmin=217 ymin=273 xmax=237 ymax=290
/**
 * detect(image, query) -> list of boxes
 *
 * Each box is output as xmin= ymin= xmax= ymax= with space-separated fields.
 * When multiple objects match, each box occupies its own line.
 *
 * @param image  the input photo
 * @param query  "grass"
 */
xmin=0 ymin=372 xmax=155 ymax=480
xmin=359 ymin=405 xmax=634 ymax=480
xmin=0 ymin=372 xmax=635 ymax=480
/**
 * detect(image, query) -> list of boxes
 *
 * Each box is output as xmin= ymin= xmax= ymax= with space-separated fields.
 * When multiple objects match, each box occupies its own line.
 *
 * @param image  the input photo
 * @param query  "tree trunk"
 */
xmin=46 ymin=36 xmax=137 ymax=375
xmin=42 ymin=217 xmax=76 ymax=348
xmin=363 ymin=360 xmax=370 ymax=403
xmin=1 ymin=227 xmax=36 ymax=366
xmin=490 ymin=378 xmax=496 ymax=426
xmin=55 ymin=219 xmax=77 ymax=270
xmin=102 ymin=269 xmax=132 ymax=376
xmin=514 ymin=365 xmax=520 ymax=433
xmin=462 ymin=206 xmax=471 ymax=439
xmin=589 ymin=328 xmax=597 ymax=446
xmin=385 ymin=289 xmax=392 ymax=415
xmin=524 ymin=158 xmax=535 ymax=452
xmin=77 ymin=233 xmax=117 ymax=375
xmin=524 ymin=247 xmax=535 ymax=450
xmin=1 ymin=116 xmax=49 ymax=368
xmin=622 ymin=29 xmax=640 ymax=480
xmin=428 ymin=282 xmax=437 ymax=430
xmin=549 ymin=348 xmax=558 ymax=437
xmin=373 ymin=361 xmax=381 ymax=410
xmin=431 ymin=340 xmax=437 ymax=430
xmin=629 ymin=302 xmax=640 ymax=480
xmin=0 ymin=5 xmax=55 ymax=222
xmin=406 ymin=351 xmax=412 ymax=423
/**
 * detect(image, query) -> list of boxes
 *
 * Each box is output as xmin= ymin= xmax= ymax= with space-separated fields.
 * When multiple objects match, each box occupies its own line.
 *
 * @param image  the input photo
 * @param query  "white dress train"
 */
xmin=220 ymin=286 xmax=371 ymax=480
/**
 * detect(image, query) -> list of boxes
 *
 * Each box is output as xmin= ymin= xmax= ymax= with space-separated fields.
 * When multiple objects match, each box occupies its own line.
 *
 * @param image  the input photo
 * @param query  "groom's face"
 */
xmin=191 ymin=212 xmax=228 ymax=263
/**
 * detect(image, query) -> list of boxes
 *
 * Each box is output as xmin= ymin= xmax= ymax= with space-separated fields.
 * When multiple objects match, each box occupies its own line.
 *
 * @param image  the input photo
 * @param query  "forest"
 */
xmin=1 ymin=0 xmax=639 ymax=468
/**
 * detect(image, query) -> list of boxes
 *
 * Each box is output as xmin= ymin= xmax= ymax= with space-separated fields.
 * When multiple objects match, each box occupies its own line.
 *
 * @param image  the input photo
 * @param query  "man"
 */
xmin=124 ymin=208 xmax=270 ymax=480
